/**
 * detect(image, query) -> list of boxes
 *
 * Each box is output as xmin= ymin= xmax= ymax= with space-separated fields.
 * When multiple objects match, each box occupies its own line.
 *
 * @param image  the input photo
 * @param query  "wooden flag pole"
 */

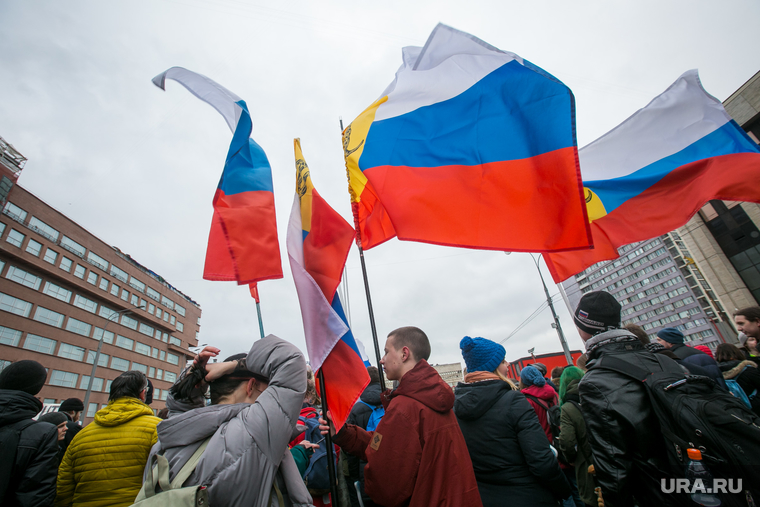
xmin=317 ymin=368 xmax=340 ymax=504
xmin=340 ymin=117 xmax=387 ymax=393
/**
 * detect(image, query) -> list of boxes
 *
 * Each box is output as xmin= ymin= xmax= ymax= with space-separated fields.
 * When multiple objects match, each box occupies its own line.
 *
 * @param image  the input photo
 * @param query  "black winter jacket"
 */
xmin=454 ymin=379 xmax=570 ymax=507
xmin=718 ymin=359 xmax=760 ymax=415
xmin=580 ymin=330 xmax=690 ymax=507
xmin=669 ymin=343 xmax=727 ymax=389
xmin=0 ymin=390 xmax=58 ymax=507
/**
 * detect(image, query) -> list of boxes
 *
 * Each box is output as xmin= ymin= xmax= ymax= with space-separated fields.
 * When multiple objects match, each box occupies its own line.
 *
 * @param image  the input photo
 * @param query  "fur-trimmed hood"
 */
xmin=719 ymin=359 xmax=758 ymax=379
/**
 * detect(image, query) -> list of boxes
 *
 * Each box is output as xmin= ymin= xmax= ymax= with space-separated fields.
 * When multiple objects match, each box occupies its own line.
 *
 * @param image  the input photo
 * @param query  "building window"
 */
xmin=58 ymin=343 xmax=85 ymax=361
xmin=164 ymin=371 xmax=177 ymax=383
xmin=0 ymin=223 xmax=4 ymax=237
xmin=121 ymin=289 xmax=129 ymax=302
xmin=86 ymin=251 xmax=109 ymax=271
xmin=33 ymin=307 xmax=64 ymax=327
xmin=132 ymin=362 xmax=147 ymax=374
xmin=6 ymin=229 xmax=25 ymax=248
xmin=25 ymin=239 xmax=42 ymax=257
xmin=50 ymin=370 xmax=78 ymax=388
xmin=151 ymin=347 xmax=158 ymax=358
xmin=135 ymin=342 xmax=151 ymax=356
xmin=0 ymin=292 xmax=33 ymax=317
xmin=3 ymin=202 xmax=27 ymax=222
xmin=0 ymin=326 xmax=22 ymax=346
xmin=148 ymin=303 xmax=155 ymax=315
xmin=60 ymin=236 xmax=85 ymax=257
xmin=6 ymin=265 xmax=43 ymax=290
xmin=73 ymin=295 xmax=98 ymax=314
xmin=116 ymin=335 xmax=134 ymax=350
xmin=1 ymin=360 xmax=15 ymax=372
xmin=175 ymin=304 xmax=186 ymax=317
xmin=60 ymin=256 xmax=73 ymax=273
xmin=86 ymin=272 xmax=98 ymax=285
xmin=93 ymin=327 xmax=115 ymax=344
xmin=111 ymin=357 xmax=129 ymax=371
xmin=148 ymin=366 xmax=155 ymax=378
xmin=155 ymin=308 xmax=162 ymax=319
xmin=163 ymin=313 xmax=169 ymax=323
xmin=161 ymin=295 xmax=174 ymax=310
xmin=43 ymin=248 xmax=58 ymax=264
xmin=121 ymin=314 xmax=138 ymax=330
xmin=79 ymin=376 xmax=104 ymax=392
xmin=105 ymin=380 xmax=112 ymax=392
xmin=138 ymin=323 xmax=154 ymax=337
xmin=99 ymin=278 xmax=109 ymax=291
xmin=156 ymin=369 xmax=163 ymax=380
xmin=28 ymin=217 xmax=59 ymax=242
xmin=146 ymin=287 xmax=160 ymax=301
xmin=110 ymin=283 xmax=120 ymax=297
xmin=159 ymin=351 xmax=166 ymax=361
xmin=129 ymin=277 xmax=146 ymax=293
xmin=42 ymin=281 xmax=72 ymax=303
xmin=130 ymin=294 xmax=139 ymax=306
xmin=23 ymin=334 xmax=56 ymax=354
xmin=176 ymin=321 xmax=184 ymax=333
xmin=154 ymin=329 xmax=161 ymax=340
xmin=170 ymin=315 xmax=176 ymax=325
xmin=98 ymin=305 xmax=118 ymax=321
xmin=166 ymin=353 xmax=179 ymax=365
xmin=85 ymin=351 xmax=109 ymax=366
xmin=86 ymin=403 xmax=98 ymax=418
xmin=110 ymin=265 xmax=128 ymax=283
xmin=73 ymin=265 xmax=86 ymax=279
xmin=169 ymin=336 xmax=181 ymax=347
xmin=65 ymin=318 xmax=92 ymax=337
xmin=162 ymin=333 xmax=168 ymax=343
xmin=139 ymin=298 xmax=146 ymax=310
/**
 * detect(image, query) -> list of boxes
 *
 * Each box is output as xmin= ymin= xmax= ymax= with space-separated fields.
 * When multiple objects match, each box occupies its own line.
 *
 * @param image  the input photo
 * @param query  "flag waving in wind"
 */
xmin=544 ymin=70 xmax=760 ymax=282
xmin=343 ymin=23 xmax=591 ymax=253
xmin=153 ymin=67 xmax=282 ymax=285
xmin=287 ymin=139 xmax=369 ymax=430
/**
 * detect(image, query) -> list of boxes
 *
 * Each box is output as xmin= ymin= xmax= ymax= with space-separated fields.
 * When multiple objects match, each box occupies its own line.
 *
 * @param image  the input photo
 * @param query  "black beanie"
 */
xmin=0 ymin=360 xmax=48 ymax=395
xmin=58 ymin=398 xmax=85 ymax=413
xmin=38 ymin=412 xmax=68 ymax=426
xmin=574 ymin=291 xmax=621 ymax=336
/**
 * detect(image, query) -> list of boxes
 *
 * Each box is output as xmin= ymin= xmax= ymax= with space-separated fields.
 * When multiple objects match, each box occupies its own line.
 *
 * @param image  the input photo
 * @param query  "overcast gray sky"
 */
xmin=1 ymin=0 xmax=758 ymax=368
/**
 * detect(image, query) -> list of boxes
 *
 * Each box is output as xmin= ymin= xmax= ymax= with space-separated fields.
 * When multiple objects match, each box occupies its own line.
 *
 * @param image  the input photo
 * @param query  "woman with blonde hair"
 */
xmin=454 ymin=336 xmax=571 ymax=507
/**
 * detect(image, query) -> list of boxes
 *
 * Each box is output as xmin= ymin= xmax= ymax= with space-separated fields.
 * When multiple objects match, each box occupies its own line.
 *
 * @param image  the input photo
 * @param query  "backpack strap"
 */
xmin=522 ymin=393 xmax=551 ymax=413
xmin=0 ymin=419 xmax=37 ymax=500
xmin=170 ymin=437 xmax=211 ymax=489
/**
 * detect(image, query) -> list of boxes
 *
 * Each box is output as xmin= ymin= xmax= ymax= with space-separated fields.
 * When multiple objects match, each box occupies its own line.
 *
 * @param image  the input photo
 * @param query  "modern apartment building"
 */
xmin=0 ymin=140 xmax=201 ymax=423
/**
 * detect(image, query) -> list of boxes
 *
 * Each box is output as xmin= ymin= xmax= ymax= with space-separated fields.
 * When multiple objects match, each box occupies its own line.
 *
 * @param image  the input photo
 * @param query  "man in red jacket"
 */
xmin=321 ymin=326 xmax=482 ymax=507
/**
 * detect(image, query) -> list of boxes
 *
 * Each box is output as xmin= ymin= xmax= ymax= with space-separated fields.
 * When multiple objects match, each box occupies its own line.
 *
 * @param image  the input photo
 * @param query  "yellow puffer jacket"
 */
xmin=55 ymin=397 xmax=161 ymax=507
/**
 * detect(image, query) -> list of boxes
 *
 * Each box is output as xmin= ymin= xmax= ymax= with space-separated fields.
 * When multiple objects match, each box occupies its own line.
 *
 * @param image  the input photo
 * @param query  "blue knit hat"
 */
xmin=460 ymin=336 xmax=505 ymax=373
xmin=657 ymin=327 xmax=685 ymax=344
xmin=520 ymin=366 xmax=546 ymax=387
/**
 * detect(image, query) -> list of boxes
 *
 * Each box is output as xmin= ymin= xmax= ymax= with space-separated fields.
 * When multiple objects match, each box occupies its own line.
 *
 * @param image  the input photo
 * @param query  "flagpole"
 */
xmin=341 ymin=117 xmax=387 ymax=393
xmin=317 ymin=368 xmax=340 ymax=504
xmin=256 ymin=301 xmax=265 ymax=339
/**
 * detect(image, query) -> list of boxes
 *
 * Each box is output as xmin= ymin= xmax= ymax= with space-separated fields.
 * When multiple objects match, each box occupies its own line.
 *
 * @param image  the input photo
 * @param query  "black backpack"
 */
xmin=522 ymin=393 xmax=568 ymax=463
xmin=0 ymin=419 xmax=36 ymax=501
xmin=593 ymin=354 xmax=760 ymax=506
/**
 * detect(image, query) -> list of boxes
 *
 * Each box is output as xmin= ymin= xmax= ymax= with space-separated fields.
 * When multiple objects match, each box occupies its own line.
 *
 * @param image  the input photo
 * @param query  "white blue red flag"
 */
xmin=545 ymin=70 xmax=760 ymax=282
xmin=153 ymin=67 xmax=282 ymax=285
xmin=287 ymin=139 xmax=369 ymax=429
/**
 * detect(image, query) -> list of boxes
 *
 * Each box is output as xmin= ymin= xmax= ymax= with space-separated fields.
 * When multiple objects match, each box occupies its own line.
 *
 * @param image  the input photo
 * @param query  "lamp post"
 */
xmin=529 ymin=254 xmax=573 ymax=365
xmin=82 ymin=305 xmax=145 ymax=420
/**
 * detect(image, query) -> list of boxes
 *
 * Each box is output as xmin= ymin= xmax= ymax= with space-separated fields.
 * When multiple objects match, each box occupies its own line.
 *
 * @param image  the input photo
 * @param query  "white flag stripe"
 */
xmin=152 ymin=66 xmax=243 ymax=133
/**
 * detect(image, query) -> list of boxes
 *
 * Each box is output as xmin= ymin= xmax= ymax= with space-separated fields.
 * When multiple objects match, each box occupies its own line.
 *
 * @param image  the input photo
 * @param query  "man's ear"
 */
xmin=247 ymin=378 xmax=256 ymax=397
xmin=402 ymin=346 xmax=412 ymax=363
xmin=139 ymin=390 xmax=147 ymax=401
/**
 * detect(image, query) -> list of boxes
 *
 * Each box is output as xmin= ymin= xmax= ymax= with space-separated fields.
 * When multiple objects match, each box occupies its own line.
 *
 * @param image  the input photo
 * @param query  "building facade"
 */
xmin=0 ymin=149 xmax=201 ymax=422
xmin=431 ymin=362 xmax=463 ymax=388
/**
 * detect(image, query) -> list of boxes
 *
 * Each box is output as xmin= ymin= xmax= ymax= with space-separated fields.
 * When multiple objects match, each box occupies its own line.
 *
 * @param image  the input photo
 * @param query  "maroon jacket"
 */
xmin=334 ymin=360 xmax=482 ymax=507
xmin=521 ymin=383 xmax=558 ymax=443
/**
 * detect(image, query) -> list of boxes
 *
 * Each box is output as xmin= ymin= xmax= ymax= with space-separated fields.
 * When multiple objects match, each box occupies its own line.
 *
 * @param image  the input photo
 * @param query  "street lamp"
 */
xmin=529 ymin=254 xmax=573 ymax=366
xmin=82 ymin=305 xmax=145 ymax=419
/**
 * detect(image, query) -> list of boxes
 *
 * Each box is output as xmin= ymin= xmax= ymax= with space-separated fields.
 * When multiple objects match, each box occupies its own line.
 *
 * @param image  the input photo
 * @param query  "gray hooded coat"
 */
xmin=143 ymin=335 xmax=312 ymax=507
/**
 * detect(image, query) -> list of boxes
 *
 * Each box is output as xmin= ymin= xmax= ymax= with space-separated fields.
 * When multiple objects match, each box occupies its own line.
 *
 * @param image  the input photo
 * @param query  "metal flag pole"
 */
xmin=256 ymin=301 xmax=265 ymax=339
xmin=340 ymin=117 xmax=387 ymax=393
xmin=317 ymin=368 xmax=340 ymax=504
xmin=530 ymin=254 xmax=573 ymax=365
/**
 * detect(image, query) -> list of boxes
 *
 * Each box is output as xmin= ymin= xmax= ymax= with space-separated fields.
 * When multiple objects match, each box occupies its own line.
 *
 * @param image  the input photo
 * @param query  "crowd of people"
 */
xmin=1 ymin=294 xmax=760 ymax=507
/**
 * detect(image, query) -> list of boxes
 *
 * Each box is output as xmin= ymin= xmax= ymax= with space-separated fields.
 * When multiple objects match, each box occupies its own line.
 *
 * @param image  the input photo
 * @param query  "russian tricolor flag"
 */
xmin=287 ymin=139 xmax=369 ymax=430
xmin=153 ymin=67 xmax=282 ymax=285
xmin=343 ymin=24 xmax=591 ymax=253
xmin=545 ymin=70 xmax=760 ymax=282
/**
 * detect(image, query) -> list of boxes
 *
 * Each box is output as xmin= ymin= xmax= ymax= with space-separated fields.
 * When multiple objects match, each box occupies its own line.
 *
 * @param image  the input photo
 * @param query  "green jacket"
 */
xmin=558 ymin=379 xmax=598 ymax=506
